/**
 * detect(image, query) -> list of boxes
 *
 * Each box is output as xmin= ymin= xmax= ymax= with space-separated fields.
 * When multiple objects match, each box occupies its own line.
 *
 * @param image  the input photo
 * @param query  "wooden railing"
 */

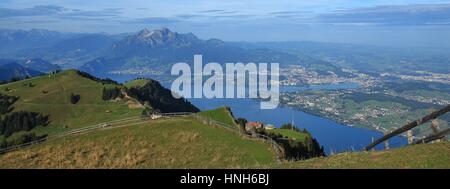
xmin=365 ymin=104 xmax=450 ymax=151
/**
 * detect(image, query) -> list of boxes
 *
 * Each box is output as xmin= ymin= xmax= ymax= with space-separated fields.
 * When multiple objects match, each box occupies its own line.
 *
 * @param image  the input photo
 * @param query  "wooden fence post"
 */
xmin=384 ymin=132 xmax=390 ymax=150
xmin=414 ymin=128 xmax=450 ymax=144
xmin=407 ymin=130 xmax=414 ymax=144
xmin=430 ymin=120 xmax=441 ymax=143
xmin=365 ymin=105 xmax=450 ymax=150
xmin=371 ymin=137 xmax=375 ymax=151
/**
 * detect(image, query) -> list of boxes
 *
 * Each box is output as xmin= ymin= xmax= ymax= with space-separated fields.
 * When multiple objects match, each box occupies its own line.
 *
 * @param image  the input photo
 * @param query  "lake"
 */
xmin=112 ymin=74 xmax=407 ymax=154
xmin=187 ymin=83 xmax=407 ymax=154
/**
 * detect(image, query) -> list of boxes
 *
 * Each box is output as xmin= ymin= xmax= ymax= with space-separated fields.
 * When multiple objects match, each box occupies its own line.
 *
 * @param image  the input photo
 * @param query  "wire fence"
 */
xmin=0 ymin=111 xmax=286 ymax=161
xmin=2 ymin=109 xmax=448 ymax=158
xmin=0 ymin=115 xmax=148 ymax=154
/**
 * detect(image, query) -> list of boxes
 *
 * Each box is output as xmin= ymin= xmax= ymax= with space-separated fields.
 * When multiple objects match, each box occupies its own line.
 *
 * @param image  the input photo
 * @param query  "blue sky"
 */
xmin=1 ymin=0 xmax=450 ymax=47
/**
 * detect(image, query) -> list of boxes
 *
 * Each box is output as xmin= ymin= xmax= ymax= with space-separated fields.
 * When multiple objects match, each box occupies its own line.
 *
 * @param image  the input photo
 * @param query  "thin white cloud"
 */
xmin=318 ymin=3 xmax=450 ymax=25
xmin=0 ymin=5 xmax=65 ymax=18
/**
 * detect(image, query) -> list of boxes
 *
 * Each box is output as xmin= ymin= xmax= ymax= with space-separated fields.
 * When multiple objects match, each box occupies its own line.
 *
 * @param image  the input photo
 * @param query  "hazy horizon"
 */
xmin=1 ymin=0 xmax=450 ymax=47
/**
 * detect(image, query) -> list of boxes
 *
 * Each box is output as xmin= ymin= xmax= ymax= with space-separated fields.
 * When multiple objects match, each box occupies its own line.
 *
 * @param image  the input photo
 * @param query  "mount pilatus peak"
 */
xmin=117 ymin=27 xmax=201 ymax=48
xmin=111 ymin=27 xmax=223 ymax=52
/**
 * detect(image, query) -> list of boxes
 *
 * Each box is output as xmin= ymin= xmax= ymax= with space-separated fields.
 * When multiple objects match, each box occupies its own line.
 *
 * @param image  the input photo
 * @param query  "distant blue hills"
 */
xmin=0 ymin=58 xmax=60 ymax=82
xmin=1 ymin=27 xmax=344 ymax=78
xmin=1 ymin=27 xmax=448 ymax=82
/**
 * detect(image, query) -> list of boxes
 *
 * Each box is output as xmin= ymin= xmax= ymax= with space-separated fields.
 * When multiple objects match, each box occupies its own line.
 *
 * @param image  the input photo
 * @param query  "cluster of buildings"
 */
xmin=279 ymin=65 xmax=377 ymax=87
xmin=244 ymin=121 xmax=275 ymax=131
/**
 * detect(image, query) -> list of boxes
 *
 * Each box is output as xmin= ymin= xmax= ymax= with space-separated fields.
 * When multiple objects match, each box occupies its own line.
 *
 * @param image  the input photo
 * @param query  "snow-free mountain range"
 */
xmin=0 ymin=27 xmax=344 ymax=81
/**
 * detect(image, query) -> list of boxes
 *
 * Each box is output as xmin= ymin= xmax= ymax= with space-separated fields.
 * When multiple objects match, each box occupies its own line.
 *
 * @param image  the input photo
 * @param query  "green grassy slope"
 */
xmin=269 ymin=129 xmax=308 ymax=142
xmin=124 ymin=79 xmax=149 ymax=88
xmin=198 ymin=107 xmax=236 ymax=126
xmin=2 ymin=116 xmax=448 ymax=168
xmin=1 ymin=72 xmax=449 ymax=169
xmin=0 ymin=70 xmax=142 ymax=135
xmin=281 ymin=142 xmax=450 ymax=169
xmin=0 ymin=117 xmax=276 ymax=168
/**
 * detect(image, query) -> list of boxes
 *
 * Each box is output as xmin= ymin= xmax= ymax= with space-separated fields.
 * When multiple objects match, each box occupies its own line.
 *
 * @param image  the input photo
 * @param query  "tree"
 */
xmin=0 ymin=94 xmax=18 ymax=114
xmin=102 ymin=87 xmax=122 ymax=100
xmin=126 ymin=80 xmax=199 ymax=113
xmin=76 ymin=71 xmax=119 ymax=85
xmin=255 ymin=122 xmax=326 ymax=160
xmin=10 ymin=77 xmax=21 ymax=83
xmin=302 ymin=128 xmax=310 ymax=135
xmin=0 ymin=136 xmax=6 ymax=148
xmin=236 ymin=118 xmax=248 ymax=131
xmin=5 ymin=131 xmax=47 ymax=147
xmin=0 ymin=111 xmax=49 ymax=137
xmin=70 ymin=93 xmax=80 ymax=104
xmin=102 ymin=87 xmax=107 ymax=100
xmin=280 ymin=123 xmax=300 ymax=132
